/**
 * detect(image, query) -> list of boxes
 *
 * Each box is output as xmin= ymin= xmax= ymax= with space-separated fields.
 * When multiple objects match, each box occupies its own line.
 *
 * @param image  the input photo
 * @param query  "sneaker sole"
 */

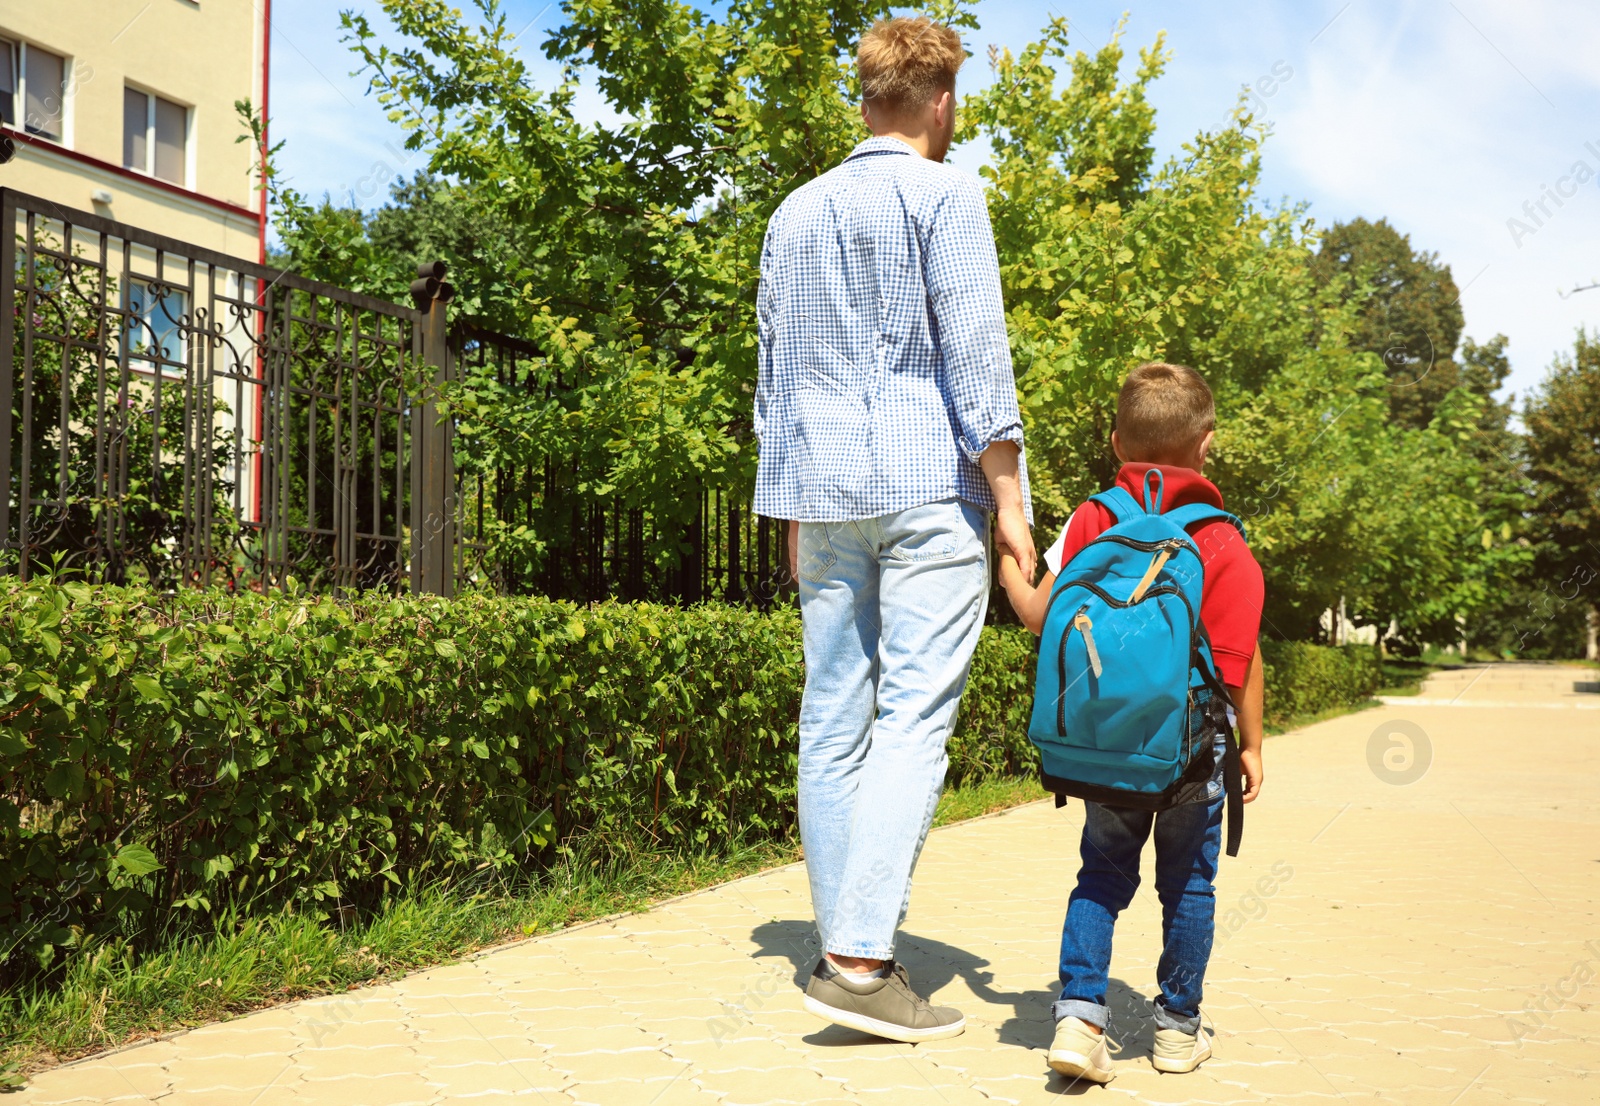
xmin=802 ymin=994 xmax=966 ymax=1043
xmin=1047 ymin=1049 xmax=1115 ymax=1083
xmin=1153 ymin=1045 xmax=1211 ymax=1074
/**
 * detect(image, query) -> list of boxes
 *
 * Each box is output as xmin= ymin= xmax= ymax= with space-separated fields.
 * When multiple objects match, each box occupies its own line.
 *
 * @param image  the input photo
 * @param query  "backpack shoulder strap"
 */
xmin=1164 ymin=502 xmax=1247 ymax=542
xmin=1089 ymin=487 xmax=1144 ymax=523
xmin=1195 ymin=649 xmax=1245 ymax=857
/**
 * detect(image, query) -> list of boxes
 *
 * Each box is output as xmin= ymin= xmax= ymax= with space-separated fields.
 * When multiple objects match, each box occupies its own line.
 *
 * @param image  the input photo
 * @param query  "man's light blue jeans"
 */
xmin=797 ymin=498 xmax=989 ymax=961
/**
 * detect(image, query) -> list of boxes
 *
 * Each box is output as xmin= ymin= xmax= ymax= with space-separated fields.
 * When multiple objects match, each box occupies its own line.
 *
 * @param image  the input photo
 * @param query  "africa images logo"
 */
xmin=1505 ymin=141 xmax=1600 ymax=249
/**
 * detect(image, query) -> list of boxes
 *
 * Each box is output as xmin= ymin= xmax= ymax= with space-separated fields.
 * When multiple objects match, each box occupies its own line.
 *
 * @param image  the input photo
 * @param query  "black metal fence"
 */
xmin=2 ymin=188 xmax=782 ymax=604
xmin=449 ymin=319 xmax=784 ymax=606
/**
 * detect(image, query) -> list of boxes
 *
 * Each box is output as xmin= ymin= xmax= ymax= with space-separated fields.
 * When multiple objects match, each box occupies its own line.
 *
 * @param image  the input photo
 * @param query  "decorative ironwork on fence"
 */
xmin=449 ymin=320 xmax=785 ymax=606
xmin=2 ymin=188 xmax=783 ymax=604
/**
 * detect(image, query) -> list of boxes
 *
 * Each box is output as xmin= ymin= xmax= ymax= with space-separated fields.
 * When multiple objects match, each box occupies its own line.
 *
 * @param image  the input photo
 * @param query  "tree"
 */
xmin=325 ymin=0 xmax=902 ymax=558
xmin=1523 ymin=330 xmax=1600 ymax=659
xmin=1310 ymin=217 xmax=1470 ymax=430
xmin=961 ymin=19 xmax=1488 ymax=640
xmin=964 ymin=18 xmax=1339 ymax=514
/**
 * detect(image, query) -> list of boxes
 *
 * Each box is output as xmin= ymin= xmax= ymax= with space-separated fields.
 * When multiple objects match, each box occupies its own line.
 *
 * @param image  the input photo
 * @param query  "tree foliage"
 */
xmin=1521 ymin=329 xmax=1600 ymax=655
xmin=958 ymin=18 xmax=1491 ymax=640
xmin=254 ymin=0 xmax=1526 ymax=646
xmin=1310 ymin=217 xmax=1466 ymax=429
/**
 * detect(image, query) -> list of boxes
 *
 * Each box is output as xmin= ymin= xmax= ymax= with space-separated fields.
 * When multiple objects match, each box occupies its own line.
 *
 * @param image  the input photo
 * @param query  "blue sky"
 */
xmin=268 ymin=1 xmax=1600 ymax=402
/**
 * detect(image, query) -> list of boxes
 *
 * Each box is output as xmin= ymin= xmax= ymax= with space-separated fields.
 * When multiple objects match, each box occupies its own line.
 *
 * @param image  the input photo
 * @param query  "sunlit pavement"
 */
xmin=21 ymin=663 xmax=1600 ymax=1105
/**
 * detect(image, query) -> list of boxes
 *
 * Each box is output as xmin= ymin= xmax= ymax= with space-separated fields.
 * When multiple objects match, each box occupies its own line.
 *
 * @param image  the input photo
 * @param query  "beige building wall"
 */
xmin=1 ymin=0 xmax=266 ymax=260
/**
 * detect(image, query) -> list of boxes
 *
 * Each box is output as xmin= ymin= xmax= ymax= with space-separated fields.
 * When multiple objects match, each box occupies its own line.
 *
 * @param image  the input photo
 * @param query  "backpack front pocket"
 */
xmin=1041 ymin=587 xmax=1191 ymax=765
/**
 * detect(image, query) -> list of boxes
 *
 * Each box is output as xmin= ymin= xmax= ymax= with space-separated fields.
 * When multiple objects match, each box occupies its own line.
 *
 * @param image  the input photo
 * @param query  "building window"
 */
xmin=123 ymin=87 xmax=188 ymax=186
xmin=0 ymin=39 xmax=14 ymax=127
xmin=126 ymin=281 xmax=189 ymax=377
xmin=1 ymin=37 xmax=68 ymax=140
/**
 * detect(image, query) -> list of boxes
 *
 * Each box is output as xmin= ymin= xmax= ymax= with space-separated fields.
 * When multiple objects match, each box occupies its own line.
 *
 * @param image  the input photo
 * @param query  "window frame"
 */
xmin=122 ymin=83 xmax=192 ymax=188
xmin=0 ymin=37 xmax=16 ymax=129
xmin=2 ymin=36 xmax=72 ymax=145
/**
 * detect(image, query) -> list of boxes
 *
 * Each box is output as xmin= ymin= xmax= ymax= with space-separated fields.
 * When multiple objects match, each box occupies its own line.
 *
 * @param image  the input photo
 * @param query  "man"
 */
xmin=753 ymin=16 xmax=1035 ymax=1043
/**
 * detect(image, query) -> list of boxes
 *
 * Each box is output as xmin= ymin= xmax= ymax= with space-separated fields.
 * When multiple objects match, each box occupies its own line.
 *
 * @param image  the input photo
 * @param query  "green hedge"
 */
xmin=1260 ymin=640 xmax=1382 ymax=727
xmin=0 ymin=582 xmax=1037 ymax=975
xmin=0 ymin=580 xmax=1377 ymax=976
xmin=949 ymin=626 xmax=1038 ymax=782
xmin=0 ymin=583 xmax=807 ymax=973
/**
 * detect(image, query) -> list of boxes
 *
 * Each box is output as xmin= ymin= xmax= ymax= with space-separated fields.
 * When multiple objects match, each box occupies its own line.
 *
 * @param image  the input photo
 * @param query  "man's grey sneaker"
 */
xmin=803 ymin=958 xmax=965 ymax=1043
xmin=1153 ymin=1022 xmax=1212 ymax=1073
xmin=1048 ymin=1015 xmax=1120 ymax=1083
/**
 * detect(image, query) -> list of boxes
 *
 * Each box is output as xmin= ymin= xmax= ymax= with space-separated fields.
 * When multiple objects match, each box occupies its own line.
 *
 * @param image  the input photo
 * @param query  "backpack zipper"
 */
xmin=1075 ymin=611 xmax=1104 ymax=678
xmin=1042 ymin=539 xmax=1189 ymax=625
xmin=1044 ymin=578 xmax=1179 ymax=624
xmin=1090 ymin=534 xmax=1194 ymax=553
xmin=1129 ymin=541 xmax=1181 ymax=603
xmin=1057 ymin=603 xmax=1089 ymax=733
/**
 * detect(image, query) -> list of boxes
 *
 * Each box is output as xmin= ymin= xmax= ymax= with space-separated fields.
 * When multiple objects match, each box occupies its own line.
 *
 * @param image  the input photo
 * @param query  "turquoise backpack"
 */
xmin=1027 ymin=469 xmax=1246 ymax=855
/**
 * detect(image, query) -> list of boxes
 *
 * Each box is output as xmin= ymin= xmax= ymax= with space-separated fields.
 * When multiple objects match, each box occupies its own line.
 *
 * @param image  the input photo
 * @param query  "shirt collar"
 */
xmin=845 ymin=135 xmax=921 ymax=162
xmin=1115 ymin=463 xmax=1225 ymax=510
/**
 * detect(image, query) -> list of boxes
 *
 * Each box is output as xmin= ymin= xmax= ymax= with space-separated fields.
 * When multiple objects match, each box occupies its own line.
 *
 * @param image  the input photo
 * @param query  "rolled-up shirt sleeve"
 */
xmin=923 ymin=176 xmax=1031 ymax=517
xmin=753 ymin=214 xmax=780 ymax=446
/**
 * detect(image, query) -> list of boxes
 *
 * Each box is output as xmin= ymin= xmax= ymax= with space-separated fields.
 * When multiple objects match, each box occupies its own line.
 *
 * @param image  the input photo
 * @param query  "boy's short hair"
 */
xmin=1115 ymin=362 xmax=1216 ymax=462
xmin=857 ymin=17 xmax=964 ymax=114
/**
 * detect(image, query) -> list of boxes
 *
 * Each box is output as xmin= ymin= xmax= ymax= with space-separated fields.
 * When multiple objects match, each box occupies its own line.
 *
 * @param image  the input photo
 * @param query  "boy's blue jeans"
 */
xmin=1053 ymin=787 xmax=1224 ymax=1035
xmin=795 ymin=498 xmax=989 ymax=961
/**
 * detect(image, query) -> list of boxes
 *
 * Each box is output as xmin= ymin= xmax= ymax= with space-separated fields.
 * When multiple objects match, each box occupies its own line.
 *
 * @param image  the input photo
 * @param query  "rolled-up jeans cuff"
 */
xmin=826 ymin=943 xmax=893 ymax=961
xmin=1153 ymin=999 xmax=1201 ymax=1034
xmin=1052 ymin=999 xmax=1109 ymax=1028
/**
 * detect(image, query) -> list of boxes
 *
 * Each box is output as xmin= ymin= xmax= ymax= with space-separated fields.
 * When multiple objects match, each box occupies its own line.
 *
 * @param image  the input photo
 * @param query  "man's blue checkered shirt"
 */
xmin=753 ymin=136 xmax=1030 ymax=522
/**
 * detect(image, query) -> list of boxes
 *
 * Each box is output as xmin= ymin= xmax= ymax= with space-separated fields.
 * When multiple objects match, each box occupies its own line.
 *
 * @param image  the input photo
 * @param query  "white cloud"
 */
xmin=1259 ymin=0 xmax=1600 ymax=396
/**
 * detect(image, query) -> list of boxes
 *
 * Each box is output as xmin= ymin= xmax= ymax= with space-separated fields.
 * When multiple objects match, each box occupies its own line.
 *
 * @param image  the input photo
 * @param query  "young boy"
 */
xmin=999 ymin=362 xmax=1265 ymax=1081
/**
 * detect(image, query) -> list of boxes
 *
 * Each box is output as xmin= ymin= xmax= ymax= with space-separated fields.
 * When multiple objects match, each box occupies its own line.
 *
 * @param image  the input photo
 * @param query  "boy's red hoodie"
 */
xmin=1041 ymin=463 xmax=1265 ymax=687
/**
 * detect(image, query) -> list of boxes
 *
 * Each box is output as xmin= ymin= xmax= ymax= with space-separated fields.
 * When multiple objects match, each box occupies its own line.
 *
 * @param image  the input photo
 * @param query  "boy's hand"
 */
xmin=1239 ymin=747 xmax=1263 ymax=803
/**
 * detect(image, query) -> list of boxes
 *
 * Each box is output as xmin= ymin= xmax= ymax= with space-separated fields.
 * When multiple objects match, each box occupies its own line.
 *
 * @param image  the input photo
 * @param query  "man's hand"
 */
xmin=994 ymin=506 xmax=1036 ymax=584
xmin=979 ymin=441 xmax=1035 ymax=582
xmin=1240 ymin=747 xmax=1263 ymax=803
xmin=787 ymin=520 xmax=799 ymax=583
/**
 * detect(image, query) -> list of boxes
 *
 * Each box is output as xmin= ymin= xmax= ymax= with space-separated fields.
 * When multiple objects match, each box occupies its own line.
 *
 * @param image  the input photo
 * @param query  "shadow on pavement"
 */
xmin=749 ymin=919 xmax=1153 ymax=1058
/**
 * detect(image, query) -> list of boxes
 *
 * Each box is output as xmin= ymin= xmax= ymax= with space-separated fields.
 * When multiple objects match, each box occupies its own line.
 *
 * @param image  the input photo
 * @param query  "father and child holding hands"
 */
xmin=754 ymin=16 xmax=1266 ymax=1083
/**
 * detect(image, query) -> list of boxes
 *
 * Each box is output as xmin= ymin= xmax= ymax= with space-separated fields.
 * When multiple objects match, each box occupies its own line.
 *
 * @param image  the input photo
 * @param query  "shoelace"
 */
xmin=887 ymin=963 xmax=934 ymax=1012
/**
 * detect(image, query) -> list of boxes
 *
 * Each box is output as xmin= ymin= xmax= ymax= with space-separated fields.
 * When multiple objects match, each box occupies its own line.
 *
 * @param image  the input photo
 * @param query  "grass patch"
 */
xmin=934 ymin=775 xmax=1048 ymax=827
xmin=1376 ymin=654 xmax=1461 ymax=697
xmin=1265 ymin=698 xmax=1383 ymax=736
xmin=0 ymin=838 xmax=791 ymax=1076
xmin=0 ymin=774 xmax=1046 ymax=1081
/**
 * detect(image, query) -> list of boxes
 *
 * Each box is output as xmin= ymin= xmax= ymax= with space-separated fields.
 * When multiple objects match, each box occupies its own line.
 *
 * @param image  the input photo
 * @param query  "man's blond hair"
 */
xmin=1115 ymin=362 xmax=1216 ymax=462
xmin=857 ymin=17 xmax=964 ymax=114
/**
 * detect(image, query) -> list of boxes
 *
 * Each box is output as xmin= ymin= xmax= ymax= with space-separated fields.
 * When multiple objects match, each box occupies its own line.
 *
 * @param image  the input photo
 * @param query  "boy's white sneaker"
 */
xmin=1048 ymin=1016 xmax=1119 ymax=1083
xmin=1153 ymin=1023 xmax=1212 ymax=1073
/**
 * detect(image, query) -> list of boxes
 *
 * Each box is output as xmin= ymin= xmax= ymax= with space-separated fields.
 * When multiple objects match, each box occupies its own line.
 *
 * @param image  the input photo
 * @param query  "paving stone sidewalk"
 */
xmin=20 ymin=663 xmax=1600 ymax=1105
